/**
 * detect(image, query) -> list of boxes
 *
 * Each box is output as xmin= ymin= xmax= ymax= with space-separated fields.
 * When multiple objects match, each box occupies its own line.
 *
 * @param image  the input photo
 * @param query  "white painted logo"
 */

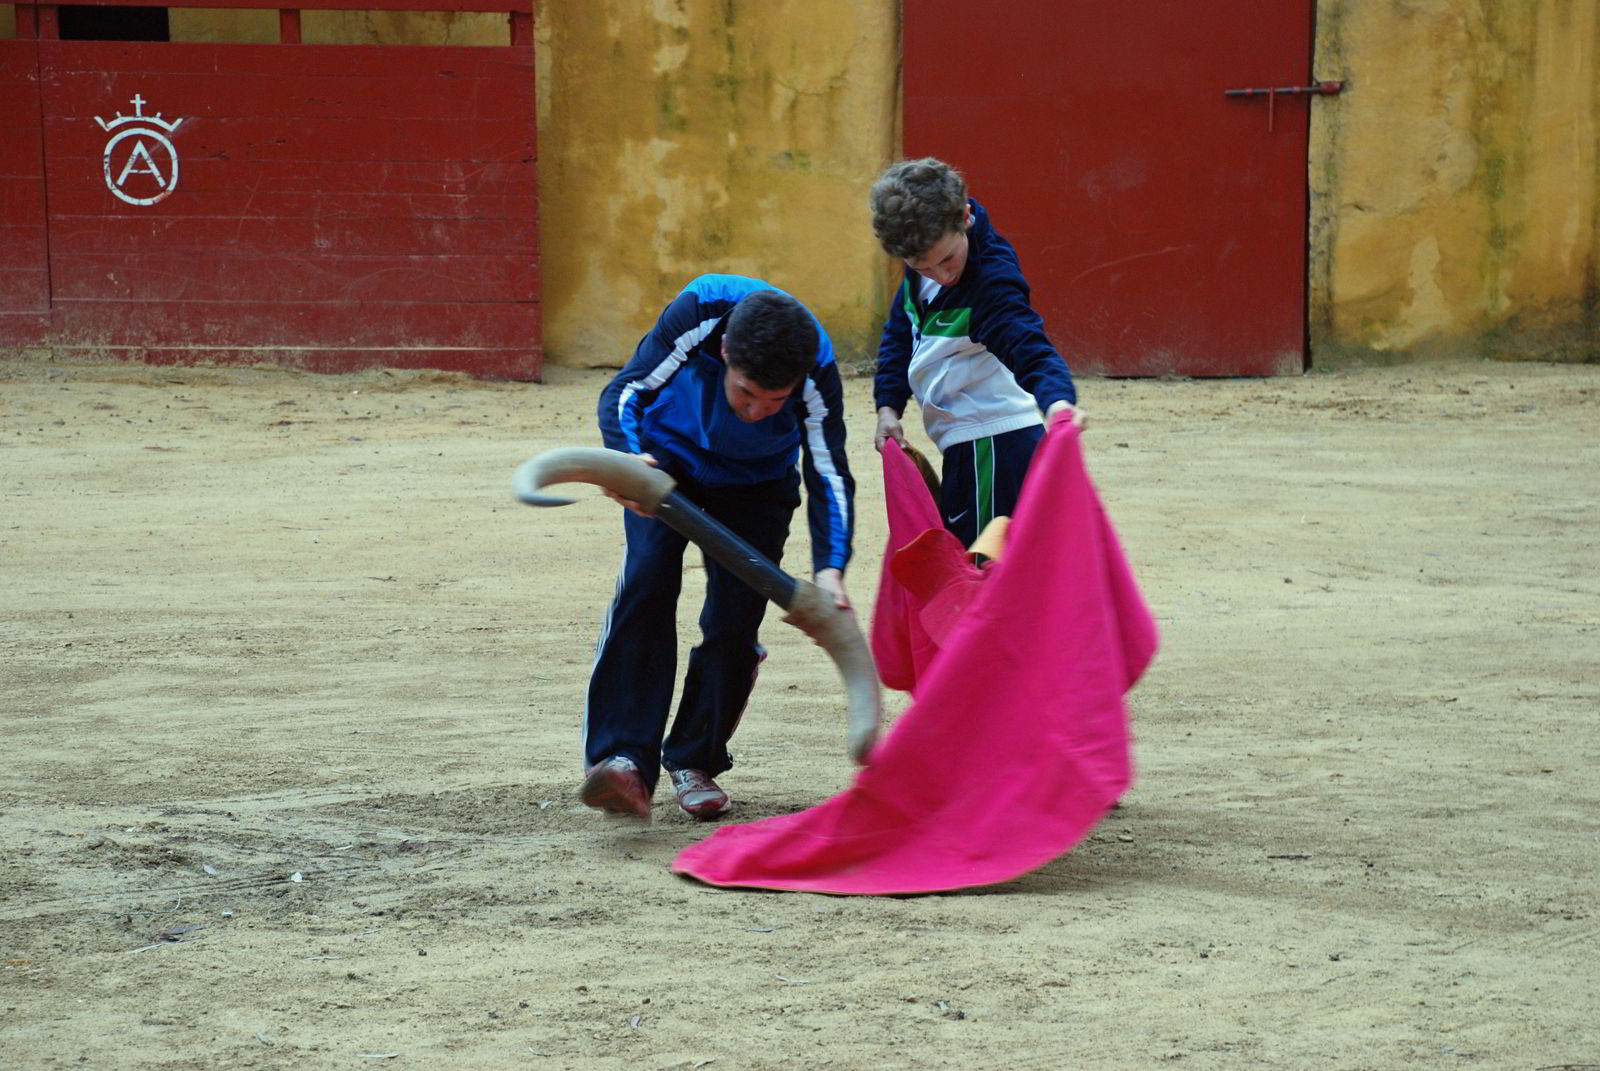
xmin=94 ymin=94 xmax=184 ymax=206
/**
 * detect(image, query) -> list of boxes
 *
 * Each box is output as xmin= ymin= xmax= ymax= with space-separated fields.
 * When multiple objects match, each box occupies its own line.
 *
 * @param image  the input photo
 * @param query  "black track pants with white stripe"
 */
xmin=938 ymin=423 xmax=1045 ymax=549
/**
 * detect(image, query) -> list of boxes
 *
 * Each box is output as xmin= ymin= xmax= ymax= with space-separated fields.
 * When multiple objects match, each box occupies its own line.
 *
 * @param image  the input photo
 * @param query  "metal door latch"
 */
xmin=1224 ymin=80 xmax=1344 ymax=132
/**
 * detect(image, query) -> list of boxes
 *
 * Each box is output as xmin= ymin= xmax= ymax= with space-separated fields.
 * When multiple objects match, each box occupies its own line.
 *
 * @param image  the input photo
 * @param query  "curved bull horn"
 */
xmin=514 ymin=446 xmax=880 ymax=764
xmin=513 ymin=446 xmax=676 ymax=511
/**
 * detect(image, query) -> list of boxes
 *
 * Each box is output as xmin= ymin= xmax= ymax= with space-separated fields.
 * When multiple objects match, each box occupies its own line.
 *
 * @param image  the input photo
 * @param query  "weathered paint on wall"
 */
xmin=1312 ymin=0 xmax=1598 ymax=361
xmin=168 ymin=9 xmax=504 ymax=45
xmin=295 ymin=10 xmax=505 ymax=46
xmin=168 ymin=9 xmax=277 ymax=44
xmin=535 ymin=1 xmax=898 ymax=368
xmin=1 ymin=6 xmax=17 ymax=39
xmin=30 ymin=0 xmax=1592 ymax=371
xmin=178 ymin=2 xmax=898 ymax=369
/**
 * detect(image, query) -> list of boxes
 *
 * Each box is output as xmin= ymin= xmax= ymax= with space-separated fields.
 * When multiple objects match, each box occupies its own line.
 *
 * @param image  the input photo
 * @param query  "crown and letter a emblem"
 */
xmin=94 ymin=94 xmax=184 ymax=206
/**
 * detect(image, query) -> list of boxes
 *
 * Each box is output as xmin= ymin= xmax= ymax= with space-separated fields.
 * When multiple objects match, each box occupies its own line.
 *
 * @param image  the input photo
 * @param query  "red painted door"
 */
xmin=904 ymin=2 xmax=1318 ymax=376
xmin=0 ymin=37 xmax=50 ymax=326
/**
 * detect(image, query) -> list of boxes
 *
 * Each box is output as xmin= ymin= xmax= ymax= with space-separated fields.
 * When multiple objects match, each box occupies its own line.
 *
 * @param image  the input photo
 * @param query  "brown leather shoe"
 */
xmin=580 ymin=756 xmax=651 ymax=820
xmin=669 ymin=768 xmax=730 ymax=820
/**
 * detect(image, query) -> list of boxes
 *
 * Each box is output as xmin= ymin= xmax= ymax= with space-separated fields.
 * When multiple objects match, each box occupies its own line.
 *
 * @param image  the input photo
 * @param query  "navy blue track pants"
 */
xmin=583 ymin=475 xmax=798 ymax=793
xmin=938 ymin=423 xmax=1045 ymax=549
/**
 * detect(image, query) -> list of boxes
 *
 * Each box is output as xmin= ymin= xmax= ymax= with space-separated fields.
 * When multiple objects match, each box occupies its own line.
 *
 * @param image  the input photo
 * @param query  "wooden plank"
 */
xmin=45 ymin=161 xmax=535 ymax=203
xmin=43 ymin=67 xmax=531 ymax=122
xmin=0 ymin=222 xmax=48 ymax=269
xmin=46 ymin=188 xmax=536 ymax=220
xmin=28 ymin=35 xmax=540 ymax=378
xmin=44 ymin=116 xmax=535 ymax=166
xmin=0 ymin=312 xmax=53 ymax=344
xmin=44 ymin=164 xmax=537 ymax=217
xmin=0 ymin=214 xmax=47 ymax=252
xmin=0 ymin=265 xmax=50 ymax=307
xmin=18 ymin=0 xmax=531 ymax=14
xmin=40 ymin=40 xmax=532 ymax=78
xmin=0 ymin=140 xmax=50 ymax=175
xmin=52 ymin=252 xmax=537 ymax=303
xmin=0 ymin=40 xmax=49 ymax=316
xmin=48 ymin=298 xmax=539 ymax=349
xmin=33 ymin=345 xmax=542 ymax=379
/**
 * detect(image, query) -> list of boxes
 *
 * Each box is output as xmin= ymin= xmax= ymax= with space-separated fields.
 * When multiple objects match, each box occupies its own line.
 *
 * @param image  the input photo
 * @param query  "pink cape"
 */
xmin=670 ymin=419 xmax=1158 ymax=894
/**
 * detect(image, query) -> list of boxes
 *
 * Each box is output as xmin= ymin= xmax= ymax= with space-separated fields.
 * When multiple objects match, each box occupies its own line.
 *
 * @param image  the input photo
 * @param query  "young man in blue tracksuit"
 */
xmin=584 ymin=275 xmax=856 ymax=822
xmin=869 ymin=157 xmax=1084 ymax=549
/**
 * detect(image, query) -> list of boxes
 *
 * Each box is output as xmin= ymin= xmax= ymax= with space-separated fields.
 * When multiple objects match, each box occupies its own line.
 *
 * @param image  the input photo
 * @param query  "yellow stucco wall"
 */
xmin=1312 ymin=0 xmax=1598 ymax=361
xmin=535 ymin=1 xmax=898 ymax=369
xmin=168 ymin=9 xmax=276 ymax=43
xmin=535 ymin=0 xmax=1593 ymax=369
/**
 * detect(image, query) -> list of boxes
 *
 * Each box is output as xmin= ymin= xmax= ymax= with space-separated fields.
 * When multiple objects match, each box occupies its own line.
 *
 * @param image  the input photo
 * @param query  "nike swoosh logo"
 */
xmin=945 ymin=510 xmax=969 ymax=524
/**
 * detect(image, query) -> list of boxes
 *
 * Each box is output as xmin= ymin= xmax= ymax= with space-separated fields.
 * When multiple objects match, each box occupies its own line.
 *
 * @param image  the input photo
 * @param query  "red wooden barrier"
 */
xmin=1 ymin=0 xmax=541 ymax=380
xmin=0 ymin=34 xmax=50 ymax=323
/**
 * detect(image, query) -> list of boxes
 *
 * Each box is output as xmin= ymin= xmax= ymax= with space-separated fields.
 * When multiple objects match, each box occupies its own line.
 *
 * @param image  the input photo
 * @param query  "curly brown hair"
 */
xmin=868 ymin=157 xmax=968 ymax=260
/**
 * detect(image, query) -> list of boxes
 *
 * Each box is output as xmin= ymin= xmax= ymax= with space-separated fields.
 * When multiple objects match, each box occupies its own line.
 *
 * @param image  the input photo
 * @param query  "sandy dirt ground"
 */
xmin=1 ymin=353 xmax=1597 ymax=1070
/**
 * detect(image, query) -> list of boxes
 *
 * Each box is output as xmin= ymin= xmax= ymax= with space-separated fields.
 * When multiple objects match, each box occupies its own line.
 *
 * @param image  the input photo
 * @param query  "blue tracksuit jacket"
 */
xmin=597 ymin=274 xmax=855 ymax=574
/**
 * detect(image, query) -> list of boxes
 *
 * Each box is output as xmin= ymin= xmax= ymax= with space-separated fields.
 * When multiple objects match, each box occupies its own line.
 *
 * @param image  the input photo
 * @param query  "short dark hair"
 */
xmin=723 ymin=290 xmax=819 ymax=390
xmin=869 ymin=157 xmax=968 ymax=260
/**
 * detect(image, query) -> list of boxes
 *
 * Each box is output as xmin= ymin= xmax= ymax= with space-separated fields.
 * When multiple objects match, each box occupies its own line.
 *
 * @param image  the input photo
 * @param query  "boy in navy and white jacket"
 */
xmin=583 ymin=275 xmax=855 ymax=822
xmin=870 ymin=157 xmax=1083 ymax=549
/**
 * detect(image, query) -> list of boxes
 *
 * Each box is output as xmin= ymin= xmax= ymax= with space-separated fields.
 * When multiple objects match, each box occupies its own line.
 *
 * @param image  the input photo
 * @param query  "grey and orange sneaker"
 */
xmin=669 ymin=768 xmax=730 ymax=820
xmin=580 ymin=756 xmax=651 ymax=820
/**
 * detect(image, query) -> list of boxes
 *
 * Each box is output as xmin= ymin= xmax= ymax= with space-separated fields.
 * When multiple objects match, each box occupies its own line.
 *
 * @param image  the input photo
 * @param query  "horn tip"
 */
xmin=849 ymin=730 xmax=878 ymax=766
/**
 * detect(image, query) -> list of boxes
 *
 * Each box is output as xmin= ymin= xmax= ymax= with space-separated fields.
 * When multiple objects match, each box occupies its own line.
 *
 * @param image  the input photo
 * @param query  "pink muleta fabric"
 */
xmin=671 ymin=417 xmax=1158 ymax=894
xmin=868 ymin=438 xmax=946 ymax=692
